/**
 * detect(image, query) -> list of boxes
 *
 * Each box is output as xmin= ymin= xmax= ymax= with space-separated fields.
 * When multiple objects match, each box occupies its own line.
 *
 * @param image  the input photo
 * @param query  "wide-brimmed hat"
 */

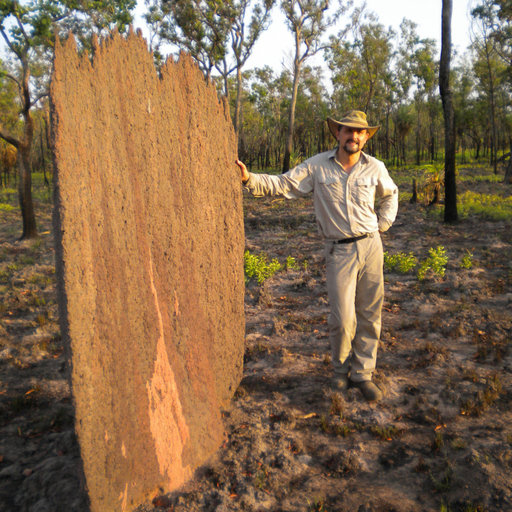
xmin=327 ymin=110 xmax=380 ymax=139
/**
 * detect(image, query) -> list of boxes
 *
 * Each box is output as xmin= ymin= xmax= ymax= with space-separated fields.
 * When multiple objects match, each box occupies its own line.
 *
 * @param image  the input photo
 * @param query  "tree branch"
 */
xmin=14 ymin=5 xmax=31 ymax=47
xmin=30 ymin=92 xmax=49 ymax=108
xmin=0 ymin=25 xmax=23 ymax=61
xmin=0 ymin=127 xmax=20 ymax=149
xmin=4 ymin=72 xmax=20 ymax=87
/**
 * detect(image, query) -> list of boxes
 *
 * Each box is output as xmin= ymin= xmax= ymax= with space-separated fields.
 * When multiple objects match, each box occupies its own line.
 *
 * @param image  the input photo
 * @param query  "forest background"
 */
xmin=1 ymin=0 xmax=512 ymax=241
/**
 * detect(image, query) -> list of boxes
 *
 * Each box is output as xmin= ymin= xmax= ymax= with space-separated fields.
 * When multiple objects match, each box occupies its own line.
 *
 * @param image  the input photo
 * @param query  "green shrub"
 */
xmin=244 ymin=250 xmax=282 ymax=284
xmin=384 ymin=251 xmax=418 ymax=274
xmin=458 ymin=191 xmax=512 ymax=221
xmin=417 ymin=246 xmax=448 ymax=280
xmin=285 ymin=255 xmax=299 ymax=270
xmin=460 ymin=250 xmax=474 ymax=269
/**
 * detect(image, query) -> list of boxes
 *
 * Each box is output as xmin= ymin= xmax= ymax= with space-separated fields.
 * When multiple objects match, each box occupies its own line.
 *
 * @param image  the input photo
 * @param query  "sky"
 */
xmin=242 ymin=0 xmax=475 ymax=72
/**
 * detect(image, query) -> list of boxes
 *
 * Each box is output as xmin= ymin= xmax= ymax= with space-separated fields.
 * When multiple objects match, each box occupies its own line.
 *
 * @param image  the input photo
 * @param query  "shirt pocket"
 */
xmin=317 ymin=175 xmax=344 ymax=203
xmin=352 ymin=176 xmax=378 ymax=205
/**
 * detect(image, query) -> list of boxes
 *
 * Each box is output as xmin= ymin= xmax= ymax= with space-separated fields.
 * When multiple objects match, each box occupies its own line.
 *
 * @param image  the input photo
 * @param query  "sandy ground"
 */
xmin=1 ymin=167 xmax=511 ymax=512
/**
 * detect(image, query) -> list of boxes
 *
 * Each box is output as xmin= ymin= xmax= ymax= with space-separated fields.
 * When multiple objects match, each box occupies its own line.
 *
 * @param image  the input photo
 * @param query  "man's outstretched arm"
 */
xmin=236 ymin=159 xmax=250 ymax=183
xmin=234 ymin=159 xmax=313 ymax=199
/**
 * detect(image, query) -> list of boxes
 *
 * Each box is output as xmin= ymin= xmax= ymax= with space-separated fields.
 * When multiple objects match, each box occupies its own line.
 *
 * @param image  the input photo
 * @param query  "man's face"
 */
xmin=336 ymin=125 xmax=370 ymax=155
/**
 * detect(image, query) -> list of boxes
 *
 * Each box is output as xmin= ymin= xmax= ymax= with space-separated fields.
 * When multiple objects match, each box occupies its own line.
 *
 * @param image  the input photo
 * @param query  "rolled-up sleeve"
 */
xmin=376 ymin=165 xmax=399 ymax=232
xmin=244 ymin=164 xmax=313 ymax=199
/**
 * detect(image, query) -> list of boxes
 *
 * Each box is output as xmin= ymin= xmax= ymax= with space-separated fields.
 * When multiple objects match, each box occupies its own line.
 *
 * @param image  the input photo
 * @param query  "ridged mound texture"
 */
xmin=50 ymin=29 xmax=245 ymax=512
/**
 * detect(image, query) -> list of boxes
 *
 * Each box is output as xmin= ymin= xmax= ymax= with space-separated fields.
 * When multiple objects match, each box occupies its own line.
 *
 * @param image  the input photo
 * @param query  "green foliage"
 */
xmin=422 ymin=163 xmax=445 ymax=204
xmin=417 ymin=246 xmax=448 ymax=281
xmin=384 ymin=247 xmax=454 ymax=280
xmin=384 ymin=251 xmax=417 ymax=274
xmin=370 ymin=424 xmax=400 ymax=441
xmin=458 ymin=173 xmax=502 ymax=183
xmin=285 ymin=255 xmax=299 ymax=270
xmin=308 ymin=497 xmax=327 ymax=512
xmin=244 ymin=250 xmax=282 ymax=284
xmin=458 ymin=191 xmax=512 ymax=221
xmin=244 ymin=250 xmax=306 ymax=284
xmin=460 ymin=250 xmax=474 ymax=269
xmin=0 ymin=203 xmax=16 ymax=211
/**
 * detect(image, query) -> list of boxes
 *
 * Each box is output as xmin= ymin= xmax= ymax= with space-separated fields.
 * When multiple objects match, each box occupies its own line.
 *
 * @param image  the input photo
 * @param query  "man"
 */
xmin=236 ymin=110 xmax=398 ymax=402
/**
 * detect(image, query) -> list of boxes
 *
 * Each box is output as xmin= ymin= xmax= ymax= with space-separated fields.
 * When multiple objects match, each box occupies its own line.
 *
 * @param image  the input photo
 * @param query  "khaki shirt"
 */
xmin=244 ymin=149 xmax=398 ymax=240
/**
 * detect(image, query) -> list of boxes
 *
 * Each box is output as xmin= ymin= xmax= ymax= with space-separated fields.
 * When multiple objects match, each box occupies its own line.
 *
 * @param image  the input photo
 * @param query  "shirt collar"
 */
xmin=329 ymin=149 xmax=370 ymax=167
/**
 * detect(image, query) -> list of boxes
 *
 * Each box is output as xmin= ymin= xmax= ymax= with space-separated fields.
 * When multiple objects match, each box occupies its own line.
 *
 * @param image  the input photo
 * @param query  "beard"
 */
xmin=343 ymin=140 xmax=360 ymax=154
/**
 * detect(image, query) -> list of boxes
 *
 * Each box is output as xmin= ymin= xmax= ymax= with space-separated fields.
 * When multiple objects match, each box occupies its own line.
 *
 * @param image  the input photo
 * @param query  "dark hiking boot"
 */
xmin=352 ymin=380 xmax=383 ymax=402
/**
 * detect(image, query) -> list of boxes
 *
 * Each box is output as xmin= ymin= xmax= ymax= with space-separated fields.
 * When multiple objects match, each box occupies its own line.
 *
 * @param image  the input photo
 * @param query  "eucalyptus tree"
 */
xmin=0 ymin=58 xmax=19 ymax=186
xmin=144 ymin=0 xmax=230 ymax=80
xmin=0 ymin=58 xmax=19 ymax=135
xmin=145 ymin=0 xmax=274 ymax=141
xmin=471 ymin=2 xmax=502 ymax=173
xmin=392 ymin=104 xmax=414 ymax=167
xmin=452 ymin=59 xmax=477 ymax=163
xmin=325 ymin=39 xmax=358 ymax=112
xmin=215 ymin=0 xmax=275 ymax=136
xmin=411 ymin=39 xmax=438 ymax=163
xmin=246 ymin=66 xmax=291 ymax=168
xmin=440 ymin=0 xmax=458 ymax=222
xmin=472 ymin=0 xmax=512 ymax=76
xmin=393 ymin=19 xmax=419 ymax=163
xmin=280 ymin=0 xmax=349 ymax=173
xmin=293 ymin=65 xmax=330 ymax=158
xmin=471 ymin=42 xmax=506 ymax=164
xmin=0 ymin=0 xmax=136 ymax=239
xmin=326 ymin=15 xmax=393 ymax=157
xmin=472 ymin=0 xmax=512 ymax=180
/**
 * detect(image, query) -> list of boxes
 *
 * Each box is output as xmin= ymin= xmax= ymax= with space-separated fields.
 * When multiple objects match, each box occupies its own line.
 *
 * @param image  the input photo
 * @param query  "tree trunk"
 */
xmin=504 ymin=140 xmax=512 ymax=184
xmin=415 ymin=107 xmax=421 ymax=165
xmin=440 ymin=0 xmax=458 ymax=223
xmin=234 ymin=65 xmax=243 ymax=136
xmin=410 ymin=179 xmax=417 ymax=204
xmin=17 ymin=142 xmax=38 ymax=239
xmin=283 ymin=59 xmax=301 ymax=173
xmin=484 ymin=43 xmax=498 ymax=174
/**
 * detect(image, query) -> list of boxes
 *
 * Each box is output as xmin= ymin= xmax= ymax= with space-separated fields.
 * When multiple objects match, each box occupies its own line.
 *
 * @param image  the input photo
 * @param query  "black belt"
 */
xmin=333 ymin=233 xmax=369 ymax=244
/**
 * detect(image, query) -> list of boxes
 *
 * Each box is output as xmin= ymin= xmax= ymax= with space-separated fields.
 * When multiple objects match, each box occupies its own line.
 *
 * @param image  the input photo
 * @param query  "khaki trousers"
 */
xmin=325 ymin=233 xmax=384 ymax=382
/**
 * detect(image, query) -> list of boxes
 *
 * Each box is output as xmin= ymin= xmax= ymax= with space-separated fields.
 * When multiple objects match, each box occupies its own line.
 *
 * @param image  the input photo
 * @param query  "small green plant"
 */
xmin=319 ymin=414 xmax=330 ymax=433
xmin=423 ymin=163 xmax=445 ymax=205
xmin=384 ymin=251 xmax=418 ymax=274
xmin=18 ymin=255 xmax=35 ymax=266
xmin=329 ymin=393 xmax=344 ymax=418
xmin=7 ymin=262 xmax=19 ymax=273
xmin=285 ymin=255 xmax=299 ymax=270
xmin=28 ymin=273 xmax=52 ymax=288
xmin=460 ymin=250 xmax=474 ymax=269
xmin=417 ymin=246 xmax=448 ymax=280
xmin=333 ymin=423 xmax=352 ymax=437
xmin=460 ymin=374 xmax=502 ymax=417
xmin=308 ymin=497 xmax=327 ymax=512
xmin=30 ymin=239 xmax=43 ymax=252
xmin=370 ymin=424 xmax=400 ymax=441
xmin=450 ymin=437 xmax=467 ymax=450
xmin=244 ymin=250 xmax=282 ymax=284
xmin=432 ymin=432 xmax=444 ymax=452
xmin=252 ymin=463 xmax=269 ymax=489
xmin=429 ymin=463 xmax=453 ymax=492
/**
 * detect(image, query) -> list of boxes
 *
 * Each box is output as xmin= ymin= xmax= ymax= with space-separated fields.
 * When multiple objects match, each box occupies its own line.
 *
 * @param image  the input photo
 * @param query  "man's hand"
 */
xmin=236 ymin=159 xmax=250 ymax=183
